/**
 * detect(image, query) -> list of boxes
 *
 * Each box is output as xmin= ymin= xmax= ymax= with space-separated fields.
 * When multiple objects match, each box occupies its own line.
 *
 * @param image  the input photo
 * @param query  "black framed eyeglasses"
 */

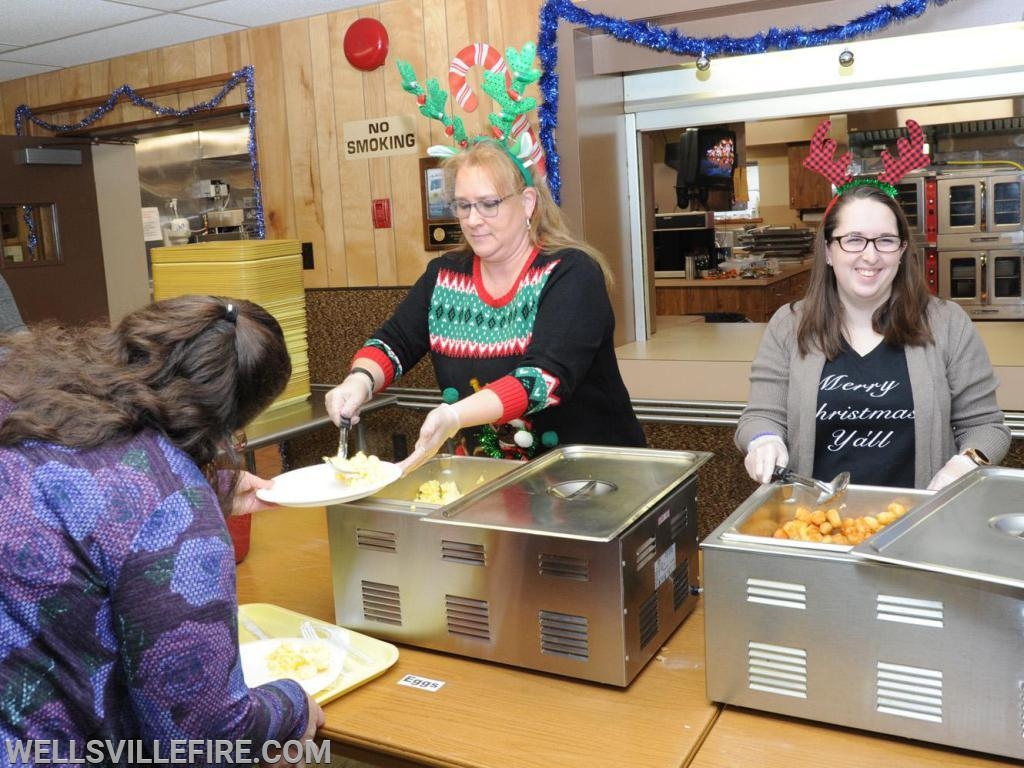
xmin=449 ymin=194 xmax=514 ymax=219
xmin=829 ymin=234 xmax=905 ymax=253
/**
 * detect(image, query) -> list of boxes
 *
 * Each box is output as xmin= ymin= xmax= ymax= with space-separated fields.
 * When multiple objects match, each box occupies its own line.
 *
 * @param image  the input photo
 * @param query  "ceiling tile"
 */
xmin=0 ymin=61 xmax=61 ymax=83
xmin=0 ymin=0 xmax=369 ymax=84
xmin=117 ymin=0 xmax=216 ymax=10
xmin=182 ymin=0 xmax=365 ymax=27
xmin=0 ymin=0 xmax=158 ymax=47
xmin=6 ymin=14 xmax=245 ymax=68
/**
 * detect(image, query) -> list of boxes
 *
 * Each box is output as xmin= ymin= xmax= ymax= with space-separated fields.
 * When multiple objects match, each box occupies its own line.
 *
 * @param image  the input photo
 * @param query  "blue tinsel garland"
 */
xmin=538 ymin=0 xmax=933 ymax=203
xmin=14 ymin=66 xmax=265 ymax=254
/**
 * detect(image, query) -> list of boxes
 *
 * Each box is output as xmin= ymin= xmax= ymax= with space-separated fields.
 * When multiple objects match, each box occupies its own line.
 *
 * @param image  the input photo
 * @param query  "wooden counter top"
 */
xmin=616 ymin=316 xmax=1024 ymax=411
xmin=235 ymin=498 xmax=1020 ymax=767
xmin=691 ymin=709 xmax=1020 ymax=768
xmin=235 ymin=503 xmax=718 ymax=768
xmin=656 ymin=262 xmax=810 ymax=289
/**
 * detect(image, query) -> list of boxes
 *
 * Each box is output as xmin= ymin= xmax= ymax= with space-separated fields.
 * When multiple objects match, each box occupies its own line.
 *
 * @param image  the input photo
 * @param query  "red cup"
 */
xmin=227 ymin=514 xmax=252 ymax=564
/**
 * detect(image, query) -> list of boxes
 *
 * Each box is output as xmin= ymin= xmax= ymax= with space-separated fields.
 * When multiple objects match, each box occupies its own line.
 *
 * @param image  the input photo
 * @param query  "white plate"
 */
xmin=256 ymin=462 xmax=401 ymax=508
xmin=240 ymin=637 xmax=345 ymax=695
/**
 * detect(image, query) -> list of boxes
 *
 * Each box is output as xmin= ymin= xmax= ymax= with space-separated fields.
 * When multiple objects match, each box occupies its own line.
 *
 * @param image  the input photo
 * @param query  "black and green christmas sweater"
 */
xmin=355 ymin=247 xmax=645 ymax=459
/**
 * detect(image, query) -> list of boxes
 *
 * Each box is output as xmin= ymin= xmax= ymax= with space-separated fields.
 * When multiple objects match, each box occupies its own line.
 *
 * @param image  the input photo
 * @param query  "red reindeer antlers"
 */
xmin=877 ymin=119 xmax=930 ymax=183
xmin=802 ymin=119 xmax=852 ymax=187
xmin=802 ymin=118 xmax=930 ymax=193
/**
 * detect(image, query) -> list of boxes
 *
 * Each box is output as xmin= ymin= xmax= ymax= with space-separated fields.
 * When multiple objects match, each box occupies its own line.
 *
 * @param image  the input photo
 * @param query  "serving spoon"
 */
xmin=772 ymin=466 xmax=850 ymax=506
xmin=325 ymin=416 xmax=361 ymax=475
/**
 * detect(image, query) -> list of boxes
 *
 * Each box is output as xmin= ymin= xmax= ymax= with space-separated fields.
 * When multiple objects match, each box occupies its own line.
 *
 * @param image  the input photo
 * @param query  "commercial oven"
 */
xmin=936 ymin=168 xmax=1024 ymax=248
xmin=879 ymin=171 xmax=938 ymax=294
xmin=938 ymin=247 xmax=1024 ymax=319
xmin=935 ymin=168 xmax=1024 ymax=317
xmin=893 ymin=171 xmax=937 ymax=243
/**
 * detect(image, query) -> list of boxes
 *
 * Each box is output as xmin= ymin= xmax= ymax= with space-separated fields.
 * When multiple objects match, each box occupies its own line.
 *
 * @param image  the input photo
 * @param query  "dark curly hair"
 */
xmin=0 ymin=294 xmax=291 ymax=512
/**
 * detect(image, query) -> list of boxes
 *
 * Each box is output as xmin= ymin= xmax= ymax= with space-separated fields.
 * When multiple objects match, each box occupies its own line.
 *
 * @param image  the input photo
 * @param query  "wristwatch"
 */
xmin=961 ymin=447 xmax=990 ymax=466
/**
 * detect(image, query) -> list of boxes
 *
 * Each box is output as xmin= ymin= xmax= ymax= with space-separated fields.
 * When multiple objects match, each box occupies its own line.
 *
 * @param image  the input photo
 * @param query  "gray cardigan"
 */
xmin=735 ymin=298 xmax=1010 ymax=488
xmin=0 ymin=276 xmax=25 ymax=334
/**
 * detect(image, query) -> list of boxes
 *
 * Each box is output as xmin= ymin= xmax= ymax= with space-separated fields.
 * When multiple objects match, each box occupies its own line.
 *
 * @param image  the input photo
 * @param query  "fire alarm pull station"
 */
xmin=372 ymin=199 xmax=392 ymax=229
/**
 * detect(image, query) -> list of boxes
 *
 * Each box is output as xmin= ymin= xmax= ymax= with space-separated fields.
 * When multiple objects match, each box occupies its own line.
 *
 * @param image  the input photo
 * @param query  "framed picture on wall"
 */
xmin=419 ymin=157 xmax=463 ymax=250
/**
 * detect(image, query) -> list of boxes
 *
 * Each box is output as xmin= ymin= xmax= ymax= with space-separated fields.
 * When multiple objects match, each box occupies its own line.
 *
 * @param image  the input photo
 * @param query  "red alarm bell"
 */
xmin=343 ymin=18 xmax=389 ymax=71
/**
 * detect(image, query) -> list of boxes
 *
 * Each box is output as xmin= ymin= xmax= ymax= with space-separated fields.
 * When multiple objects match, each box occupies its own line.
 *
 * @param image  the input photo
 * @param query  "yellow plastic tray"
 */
xmin=238 ymin=603 xmax=399 ymax=705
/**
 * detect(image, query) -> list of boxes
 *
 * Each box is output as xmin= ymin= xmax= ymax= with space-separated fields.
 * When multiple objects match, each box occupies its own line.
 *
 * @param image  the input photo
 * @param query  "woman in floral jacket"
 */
xmin=0 ymin=295 xmax=322 ymax=766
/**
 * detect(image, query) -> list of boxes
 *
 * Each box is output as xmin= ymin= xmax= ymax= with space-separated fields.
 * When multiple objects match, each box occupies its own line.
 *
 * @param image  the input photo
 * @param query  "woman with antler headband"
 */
xmin=325 ymin=44 xmax=645 ymax=472
xmin=737 ymin=119 xmax=1009 ymax=491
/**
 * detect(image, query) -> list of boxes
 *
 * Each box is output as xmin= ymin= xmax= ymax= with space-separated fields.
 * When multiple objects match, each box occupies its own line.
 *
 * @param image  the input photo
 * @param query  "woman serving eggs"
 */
xmin=326 ymin=43 xmax=644 ymax=474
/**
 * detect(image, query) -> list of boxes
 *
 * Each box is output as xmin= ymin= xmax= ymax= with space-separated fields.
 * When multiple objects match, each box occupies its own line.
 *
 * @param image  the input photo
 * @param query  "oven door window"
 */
xmin=947 ymin=183 xmax=979 ymax=229
xmin=894 ymin=180 xmax=922 ymax=232
xmin=991 ymin=179 xmax=1023 ymax=228
xmin=948 ymin=257 xmax=979 ymax=299
xmin=991 ymin=253 xmax=1022 ymax=300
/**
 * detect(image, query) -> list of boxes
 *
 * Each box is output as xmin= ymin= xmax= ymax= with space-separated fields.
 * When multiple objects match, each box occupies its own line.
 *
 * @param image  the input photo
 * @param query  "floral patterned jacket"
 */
xmin=0 ymin=406 xmax=308 ymax=765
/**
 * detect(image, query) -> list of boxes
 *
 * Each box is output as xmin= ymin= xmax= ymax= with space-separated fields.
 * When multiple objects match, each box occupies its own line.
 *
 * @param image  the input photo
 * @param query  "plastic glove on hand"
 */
xmin=745 ymin=434 xmax=789 ymax=485
xmin=324 ymin=375 xmax=372 ymax=427
xmin=926 ymin=453 xmax=976 ymax=491
xmin=396 ymin=403 xmax=460 ymax=476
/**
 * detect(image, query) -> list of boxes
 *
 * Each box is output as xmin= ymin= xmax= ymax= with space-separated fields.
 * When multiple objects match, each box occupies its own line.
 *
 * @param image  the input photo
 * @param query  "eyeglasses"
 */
xmin=830 ymin=234 xmax=905 ymax=253
xmin=449 ymin=194 xmax=514 ymax=219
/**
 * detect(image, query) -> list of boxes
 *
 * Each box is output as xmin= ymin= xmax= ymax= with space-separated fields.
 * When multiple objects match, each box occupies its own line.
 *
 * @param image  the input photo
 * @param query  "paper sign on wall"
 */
xmin=343 ymin=116 xmax=418 ymax=160
xmin=140 ymin=207 xmax=163 ymax=242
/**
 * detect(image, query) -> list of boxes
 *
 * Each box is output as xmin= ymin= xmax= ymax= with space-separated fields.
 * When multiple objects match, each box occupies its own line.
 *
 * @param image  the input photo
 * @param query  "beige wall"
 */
xmin=746 ymin=146 xmax=802 ymax=229
xmin=0 ymin=0 xmax=541 ymax=290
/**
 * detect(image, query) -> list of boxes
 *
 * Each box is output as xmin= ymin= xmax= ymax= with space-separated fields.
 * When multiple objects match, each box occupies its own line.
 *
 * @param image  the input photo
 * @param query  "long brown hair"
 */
xmin=441 ymin=140 xmax=615 ymax=291
xmin=0 ymin=295 xmax=291 ymax=511
xmin=797 ymin=184 xmax=933 ymax=358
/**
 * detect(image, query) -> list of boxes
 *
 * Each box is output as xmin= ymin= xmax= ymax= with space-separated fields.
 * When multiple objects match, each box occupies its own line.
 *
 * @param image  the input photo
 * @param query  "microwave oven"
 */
xmin=653 ymin=212 xmax=715 ymax=276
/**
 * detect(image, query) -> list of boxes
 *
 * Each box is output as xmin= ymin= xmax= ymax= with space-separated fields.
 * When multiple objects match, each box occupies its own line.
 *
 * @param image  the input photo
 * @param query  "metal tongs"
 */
xmin=772 ymin=466 xmax=850 ymax=506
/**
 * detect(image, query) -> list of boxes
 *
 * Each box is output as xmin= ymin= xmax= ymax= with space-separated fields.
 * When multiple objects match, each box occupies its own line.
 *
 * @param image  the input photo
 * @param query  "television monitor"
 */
xmin=674 ymin=126 xmax=737 ymax=209
xmin=695 ymin=127 xmax=737 ymax=189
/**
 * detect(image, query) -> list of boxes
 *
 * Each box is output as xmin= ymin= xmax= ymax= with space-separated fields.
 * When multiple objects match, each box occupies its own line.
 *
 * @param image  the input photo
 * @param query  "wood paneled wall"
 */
xmin=0 ymin=0 xmax=541 ymax=289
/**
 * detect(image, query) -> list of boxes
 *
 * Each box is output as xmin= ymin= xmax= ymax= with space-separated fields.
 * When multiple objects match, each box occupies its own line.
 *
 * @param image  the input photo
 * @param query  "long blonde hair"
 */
xmin=441 ymin=140 xmax=614 ymax=291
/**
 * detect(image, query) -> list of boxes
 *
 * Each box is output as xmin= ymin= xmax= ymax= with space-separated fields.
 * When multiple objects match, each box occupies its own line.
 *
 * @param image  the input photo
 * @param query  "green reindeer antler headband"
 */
xmin=397 ymin=42 xmax=546 ymax=185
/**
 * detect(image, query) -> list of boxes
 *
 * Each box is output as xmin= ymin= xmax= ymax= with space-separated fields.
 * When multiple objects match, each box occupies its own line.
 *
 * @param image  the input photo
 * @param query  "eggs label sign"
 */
xmin=398 ymin=673 xmax=445 ymax=692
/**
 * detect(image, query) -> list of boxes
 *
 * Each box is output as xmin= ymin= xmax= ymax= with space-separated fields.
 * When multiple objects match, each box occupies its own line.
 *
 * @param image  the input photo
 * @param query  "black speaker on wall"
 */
xmin=664 ymin=141 xmax=680 ymax=171
xmin=674 ymin=129 xmax=700 ymax=208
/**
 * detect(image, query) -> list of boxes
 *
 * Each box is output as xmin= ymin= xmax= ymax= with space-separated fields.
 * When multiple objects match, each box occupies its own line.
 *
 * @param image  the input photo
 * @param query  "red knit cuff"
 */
xmin=352 ymin=347 xmax=395 ymax=388
xmin=483 ymin=375 xmax=529 ymax=423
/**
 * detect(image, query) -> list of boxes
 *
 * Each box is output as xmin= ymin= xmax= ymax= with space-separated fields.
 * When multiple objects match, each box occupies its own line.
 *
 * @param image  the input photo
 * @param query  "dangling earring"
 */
xmin=826 ymin=258 xmax=832 ymax=266
xmin=526 ymin=217 xmax=532 ymax=231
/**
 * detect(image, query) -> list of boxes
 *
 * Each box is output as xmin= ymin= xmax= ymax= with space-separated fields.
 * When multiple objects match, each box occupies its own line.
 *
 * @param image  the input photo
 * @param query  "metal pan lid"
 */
xmin=420 ymin=445 xmax=712 ymax=541
xmin=851 ymin=467 xmax=1024 ymax=590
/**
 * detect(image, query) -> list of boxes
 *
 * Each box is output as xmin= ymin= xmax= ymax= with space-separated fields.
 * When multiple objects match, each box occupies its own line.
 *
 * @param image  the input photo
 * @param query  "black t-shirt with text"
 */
xmin=813 ymin=340 xmax=915 ymax=487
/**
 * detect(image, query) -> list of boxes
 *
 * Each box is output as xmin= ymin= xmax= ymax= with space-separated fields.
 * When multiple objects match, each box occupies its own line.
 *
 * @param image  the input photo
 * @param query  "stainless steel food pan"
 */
xmin=328 ymin=446 xmax=712 ymax=685
xmin=702 ymin=470 xmax=1024 ymax=761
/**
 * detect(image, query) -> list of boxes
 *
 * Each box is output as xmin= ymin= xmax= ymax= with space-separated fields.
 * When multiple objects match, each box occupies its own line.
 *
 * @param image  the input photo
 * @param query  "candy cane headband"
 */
xmin=396 ymin=42 xmax=546 ymax=185
xmin=803 ymin=118 xmax=929 ymax=212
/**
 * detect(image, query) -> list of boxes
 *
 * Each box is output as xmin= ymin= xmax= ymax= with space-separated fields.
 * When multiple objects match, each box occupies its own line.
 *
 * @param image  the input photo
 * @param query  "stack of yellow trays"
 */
xmin=150 ymin=240 xmax=310 ymax=426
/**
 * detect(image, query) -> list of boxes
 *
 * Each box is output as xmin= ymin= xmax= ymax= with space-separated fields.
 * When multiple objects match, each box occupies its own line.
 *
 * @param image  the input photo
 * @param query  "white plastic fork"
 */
xmin=299 ymin=620 xmax=374 ymax=667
